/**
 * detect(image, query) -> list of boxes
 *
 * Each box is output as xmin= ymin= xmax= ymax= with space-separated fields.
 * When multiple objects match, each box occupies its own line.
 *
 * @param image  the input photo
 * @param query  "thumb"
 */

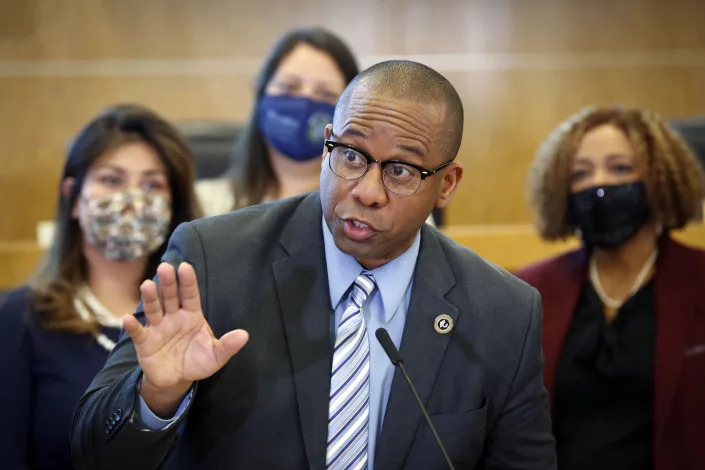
xmin=123 ymin=314 xmax=149 ymax=345
xmin=214 ymin=329 xmax=249 ymax=366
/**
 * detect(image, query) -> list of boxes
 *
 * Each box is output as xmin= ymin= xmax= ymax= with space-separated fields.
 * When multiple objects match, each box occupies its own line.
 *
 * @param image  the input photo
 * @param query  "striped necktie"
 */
xmin=326 ymin=271 xmax=377 ymax=469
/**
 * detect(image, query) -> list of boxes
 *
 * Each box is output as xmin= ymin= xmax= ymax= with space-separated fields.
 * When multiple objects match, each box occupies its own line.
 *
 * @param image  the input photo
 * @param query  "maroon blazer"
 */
xmin=516 ymin=236 xmax=705 ymax=470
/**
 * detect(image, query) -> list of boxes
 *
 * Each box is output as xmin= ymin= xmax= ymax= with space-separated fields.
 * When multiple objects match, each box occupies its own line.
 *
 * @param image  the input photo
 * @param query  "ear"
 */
xmin=61 ymin=177 xmax=79 ymax=219
xmin=435 ymin=162 xmax=463 ymax=209
xmin=322 ymin=124 xmax=333 ymax=167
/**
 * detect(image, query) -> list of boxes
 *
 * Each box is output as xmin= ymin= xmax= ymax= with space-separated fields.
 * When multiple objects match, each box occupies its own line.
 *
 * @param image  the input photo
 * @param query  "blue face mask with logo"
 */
xmin=257 ymin=94 xmax=336 ymax=162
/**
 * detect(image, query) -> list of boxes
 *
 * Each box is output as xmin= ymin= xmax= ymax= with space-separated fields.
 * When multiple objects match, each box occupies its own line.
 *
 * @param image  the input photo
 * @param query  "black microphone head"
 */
xmin=375 ymin=328 xmax=403 ymax=365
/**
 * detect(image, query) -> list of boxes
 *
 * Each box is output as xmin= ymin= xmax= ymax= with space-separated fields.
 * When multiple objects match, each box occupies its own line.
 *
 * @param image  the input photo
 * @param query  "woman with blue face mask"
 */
xmin=0 ymin=104 xmax=201 ymax=470
xmin=516 ymin=107 xmax=705 ymax=470
xmin=196 ymin=28 xmax=359 ymax=214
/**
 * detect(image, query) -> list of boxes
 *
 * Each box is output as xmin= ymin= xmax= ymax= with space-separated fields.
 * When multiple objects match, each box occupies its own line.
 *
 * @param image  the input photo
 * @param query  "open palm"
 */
xmin=123 ymin=262 xmax=249 ymax=391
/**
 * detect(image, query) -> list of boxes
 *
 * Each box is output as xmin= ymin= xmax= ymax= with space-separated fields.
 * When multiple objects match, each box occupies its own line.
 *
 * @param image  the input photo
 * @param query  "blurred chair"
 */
xmin=671 ymin=116 xmax=705 ymax=221
xmin=175 ymin=120 xmax=242 ymax=180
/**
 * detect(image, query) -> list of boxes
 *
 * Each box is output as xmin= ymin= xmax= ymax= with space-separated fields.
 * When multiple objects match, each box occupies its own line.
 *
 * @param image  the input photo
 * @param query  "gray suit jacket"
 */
xmin=71 ymin=192 xmax=555 ymax=469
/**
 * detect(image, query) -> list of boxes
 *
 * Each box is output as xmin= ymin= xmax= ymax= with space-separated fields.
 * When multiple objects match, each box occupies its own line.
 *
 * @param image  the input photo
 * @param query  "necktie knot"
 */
xmin=352 ymin=271 xmax=376 ymax=304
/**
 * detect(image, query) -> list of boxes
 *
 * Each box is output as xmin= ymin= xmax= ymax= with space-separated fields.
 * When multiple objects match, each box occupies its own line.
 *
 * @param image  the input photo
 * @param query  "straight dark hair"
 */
xmin=228 ymin=27 xmax=359 ymax=208
xmin=31 ymin=104 xmax=202 ymax=334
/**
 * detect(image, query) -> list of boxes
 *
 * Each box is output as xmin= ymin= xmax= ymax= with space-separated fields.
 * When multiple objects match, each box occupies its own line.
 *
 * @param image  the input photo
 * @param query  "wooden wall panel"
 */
xmin=0 ymin=241 xmax=44 ymax=292
xmin=2 ymin=0 xmax=704 ymax=59
xmin=1 ymin=0 xmax=704 ymax=243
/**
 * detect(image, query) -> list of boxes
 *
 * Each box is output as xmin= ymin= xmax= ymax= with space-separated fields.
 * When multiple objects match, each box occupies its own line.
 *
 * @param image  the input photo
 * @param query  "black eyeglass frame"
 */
xmin=324 ymin=139 xmax=454 ymax=194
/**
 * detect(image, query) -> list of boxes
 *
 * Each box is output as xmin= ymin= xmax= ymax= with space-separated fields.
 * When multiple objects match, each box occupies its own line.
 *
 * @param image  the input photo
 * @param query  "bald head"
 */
xmin=333 ymin=60 xmax=464 ymax=161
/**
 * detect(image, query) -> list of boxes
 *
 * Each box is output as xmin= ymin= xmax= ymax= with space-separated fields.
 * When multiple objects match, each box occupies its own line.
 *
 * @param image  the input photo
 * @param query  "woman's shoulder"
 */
xmin=660 ymin=236 xmax=705 ymax=275
xmin=515 ymin=248 xmax=588 ymax=286
xmin=0 ymin=285 xmax=36 ymax=334
xmin=664 ymin=235 xmax=705 ymax=257
xmin=0 ymin=285 xmax=34 ymax=313
xmin=195 ymin=177 xmax=235 ymax=217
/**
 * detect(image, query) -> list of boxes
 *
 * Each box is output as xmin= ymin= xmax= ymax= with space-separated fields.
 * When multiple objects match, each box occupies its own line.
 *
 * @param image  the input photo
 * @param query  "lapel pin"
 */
xmin=434 ymin=314 xmax=454 ymax=334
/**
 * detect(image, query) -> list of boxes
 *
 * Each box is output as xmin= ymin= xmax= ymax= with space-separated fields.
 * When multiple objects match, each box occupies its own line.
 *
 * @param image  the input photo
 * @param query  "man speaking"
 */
xmin=71 ymin=60 xmax=556 ymax=469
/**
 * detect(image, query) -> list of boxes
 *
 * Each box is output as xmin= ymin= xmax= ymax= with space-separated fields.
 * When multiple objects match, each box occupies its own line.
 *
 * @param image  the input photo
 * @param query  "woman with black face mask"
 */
xmin=516 ymin=107 xmax=705 ymax=470
xmin=196 ymin=28 xmax=358 ymax=215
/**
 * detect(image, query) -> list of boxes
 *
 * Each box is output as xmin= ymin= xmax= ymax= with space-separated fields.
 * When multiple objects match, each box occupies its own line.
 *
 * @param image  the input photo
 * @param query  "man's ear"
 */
xmin=436 ymin=162 xmax=463 ymax=209
xmin=321 ymin=124 xmax=333 ymax=167
xmin=62 ymin=177 xmax=79 ymax=219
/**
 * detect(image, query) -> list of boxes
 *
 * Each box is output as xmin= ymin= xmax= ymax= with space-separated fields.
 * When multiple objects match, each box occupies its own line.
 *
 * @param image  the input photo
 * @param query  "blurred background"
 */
xmin=1 ymin=0 xmax=704 ymax=286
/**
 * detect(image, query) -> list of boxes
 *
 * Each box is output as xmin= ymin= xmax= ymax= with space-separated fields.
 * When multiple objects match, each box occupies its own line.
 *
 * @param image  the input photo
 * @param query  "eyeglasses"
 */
xmin=324 ymin=140 xmax=453 ymax=196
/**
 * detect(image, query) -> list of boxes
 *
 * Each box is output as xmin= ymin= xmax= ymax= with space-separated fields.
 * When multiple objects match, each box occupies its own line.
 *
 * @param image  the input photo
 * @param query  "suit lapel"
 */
xmin=374 ymin=226 xmax=459 ymax=469
xmin=540 ymin=250 xmax=588 ymax=404
xmin=272 ymin=193 xmax=332 ymax=470
xmin=653 ymin=237 xmax=697 ymax=439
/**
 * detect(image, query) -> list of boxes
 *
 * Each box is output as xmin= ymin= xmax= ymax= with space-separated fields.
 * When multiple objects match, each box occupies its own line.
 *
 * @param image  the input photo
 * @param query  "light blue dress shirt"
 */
xmin=322 ymin=217 xmax=419 ymax=468
xmin=138 ymin=218 xmax=421 ymax=470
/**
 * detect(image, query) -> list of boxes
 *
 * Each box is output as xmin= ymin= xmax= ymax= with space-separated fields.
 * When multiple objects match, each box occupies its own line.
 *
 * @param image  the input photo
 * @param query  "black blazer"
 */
xmin=71 ymin=192 xmax=555 ymax=469
xmin=0 ymin=286 xmax=118 ymax=470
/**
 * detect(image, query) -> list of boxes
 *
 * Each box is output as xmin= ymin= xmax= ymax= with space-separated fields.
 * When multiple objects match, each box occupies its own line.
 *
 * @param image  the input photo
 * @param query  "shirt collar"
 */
xmin=322 ymin=217 xmax=421 ymax=322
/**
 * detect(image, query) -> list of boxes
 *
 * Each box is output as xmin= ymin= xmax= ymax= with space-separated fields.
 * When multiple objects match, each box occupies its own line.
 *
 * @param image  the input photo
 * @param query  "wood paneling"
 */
xmin=1 ymin=0 xmax=705 ymax=60
xmin=0 ymin=241 xmax=43 ymax=292
xmin=1 ymin=0 xmax=704 ymax=241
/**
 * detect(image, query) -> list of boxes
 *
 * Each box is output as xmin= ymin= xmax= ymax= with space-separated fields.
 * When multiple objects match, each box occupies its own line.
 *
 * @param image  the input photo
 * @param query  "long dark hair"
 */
xmin=31 ymin=104 xmax=202 ymax=333
xmin=229 ymin=27 xmax=359 ymax=208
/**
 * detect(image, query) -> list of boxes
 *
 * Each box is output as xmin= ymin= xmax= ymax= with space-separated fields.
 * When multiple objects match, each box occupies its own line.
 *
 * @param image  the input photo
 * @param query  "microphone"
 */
xmin=375 ymin=328 xmax=456 ymax=470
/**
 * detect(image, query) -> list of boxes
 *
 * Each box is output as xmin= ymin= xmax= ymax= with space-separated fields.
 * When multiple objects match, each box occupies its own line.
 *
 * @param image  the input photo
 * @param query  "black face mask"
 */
xmin=568 ymin=182 xmax=652 ymax=249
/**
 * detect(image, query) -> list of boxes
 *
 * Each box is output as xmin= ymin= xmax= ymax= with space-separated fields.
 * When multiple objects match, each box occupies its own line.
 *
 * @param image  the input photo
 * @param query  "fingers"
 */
xmin=137 ymin=261 xmax=201 ymax=329
xmin=123 ymin=314 xmax=149 ymax=345
xmin=157 ymin=263 xmax=180 ymax=315
xmin=140 ymin=279 xmax=164 ymax=327
xmin=214 ymin=329 xmax=249 ymax=366
xmin=177 ymin=263 xmax=202 ymax=313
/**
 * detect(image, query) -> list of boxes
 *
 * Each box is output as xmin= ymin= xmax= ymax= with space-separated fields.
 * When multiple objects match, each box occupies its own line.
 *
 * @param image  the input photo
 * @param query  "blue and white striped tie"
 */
xmin=326 ymin=271 xmax=377 ymax=470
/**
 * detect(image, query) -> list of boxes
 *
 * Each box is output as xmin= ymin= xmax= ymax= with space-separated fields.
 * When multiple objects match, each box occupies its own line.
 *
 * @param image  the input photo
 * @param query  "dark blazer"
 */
xmin=0 ymin=286 xmax=118 ymax=470
xmin=516 ymin=236 xmax=705 ymax=470
xmin=71 ymin=192 xmax=556 ymax=469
